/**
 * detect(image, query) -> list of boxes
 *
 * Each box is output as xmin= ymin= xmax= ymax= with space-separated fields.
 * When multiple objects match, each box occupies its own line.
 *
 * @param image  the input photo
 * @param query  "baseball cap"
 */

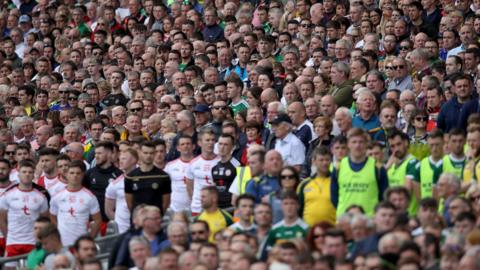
xmin=19 ymin=15 xmax=31 ymax=24
xmin=270 ymin=113 xmax=292 ymax=125
xmin=194 ymin=104 xmax=210 ymax=113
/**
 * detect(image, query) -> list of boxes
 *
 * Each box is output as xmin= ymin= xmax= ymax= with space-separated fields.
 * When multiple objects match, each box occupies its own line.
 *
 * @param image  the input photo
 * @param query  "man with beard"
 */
xmin=386 ymin=129 xmax=418 ymax=216
xmin=83 ymin=141 xmax=122 ymax=235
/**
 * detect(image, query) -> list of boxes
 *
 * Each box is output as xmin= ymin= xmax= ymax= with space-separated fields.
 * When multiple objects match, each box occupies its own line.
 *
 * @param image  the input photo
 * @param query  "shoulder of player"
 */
xmin=110 ymin=175 xmax=125 ymax=185
xmin=3 ymin=184 xmax=19 ymax=196
xmin=80 ymin=187 xmax=97 ymax=198
xmin=189 ymin=155 xmax=203 ymax=164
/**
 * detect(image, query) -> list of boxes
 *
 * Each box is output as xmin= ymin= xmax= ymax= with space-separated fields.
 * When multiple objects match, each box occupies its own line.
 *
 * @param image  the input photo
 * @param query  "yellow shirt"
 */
xmin=197 ymin=209 xmax=233 ymax=243
xmin=297 ymin=176 xmax=336 ymax=226
xmin=463 ymin=158 xmax=480 ymax=184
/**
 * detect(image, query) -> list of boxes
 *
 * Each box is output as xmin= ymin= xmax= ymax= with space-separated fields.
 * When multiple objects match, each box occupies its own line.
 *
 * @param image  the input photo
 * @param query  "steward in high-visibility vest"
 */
xmin=331 ymin=128 xmax=389 ymax=217
xmin=462 ymin=127 xmax=480 ymax=186
xmin=386 ymin=129 xmax=419 ymax=216
xmin=412 ymin=129 xmax=445 ymax=199
xmin=442 ymin=128 xmax=466 ymax=178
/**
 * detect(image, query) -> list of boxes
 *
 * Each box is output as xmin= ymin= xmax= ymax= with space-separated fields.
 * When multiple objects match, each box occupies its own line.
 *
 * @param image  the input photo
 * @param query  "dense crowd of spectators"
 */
xmin=2 ymin=0 xmax=480 ymax=269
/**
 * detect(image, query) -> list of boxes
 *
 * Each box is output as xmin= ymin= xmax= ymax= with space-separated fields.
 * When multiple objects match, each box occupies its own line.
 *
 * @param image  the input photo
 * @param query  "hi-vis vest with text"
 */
xmin=337 ymin=157 xmax=379 ymax=217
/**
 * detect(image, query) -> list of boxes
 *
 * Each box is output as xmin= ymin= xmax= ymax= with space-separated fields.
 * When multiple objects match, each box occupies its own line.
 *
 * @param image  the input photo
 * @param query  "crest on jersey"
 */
xmin=133 ymin=183 xmax=138 ymax=190
xmin=152 ymin=183 xmax=159 ymax=189
xmin=225 ymin=169 xmax=231 ymax=176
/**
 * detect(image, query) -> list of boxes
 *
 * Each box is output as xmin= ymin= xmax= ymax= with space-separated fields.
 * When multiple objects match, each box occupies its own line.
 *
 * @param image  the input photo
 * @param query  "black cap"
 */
xmin=270 ymin=113 xmax=292 ymax=125
xmin=194 ymin=104 xmax=210 ymax=113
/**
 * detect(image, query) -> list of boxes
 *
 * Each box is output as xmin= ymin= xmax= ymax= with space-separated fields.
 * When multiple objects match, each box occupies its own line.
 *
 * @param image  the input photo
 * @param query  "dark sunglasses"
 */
xmin=130 ymin=107 xmax=143 ymax=112
xmin=393 ymin=65 xmax=404 ymax=69
xmin=385 ymin=66 xmax=394 ymax=70
xmin=5 ymin=151 xmax=14 ymax=155
xmin=415 ymin=116 xmax=428 ymax=122
xmin=213 ymin=106 xmax=227 ymax=111
xmin=68 ymin=96 xmax=77 ymax=101
xmin=281 ymin=174 xmax=296 ymax=179
xmin=399 ymin=46 xmax=411 ymax=51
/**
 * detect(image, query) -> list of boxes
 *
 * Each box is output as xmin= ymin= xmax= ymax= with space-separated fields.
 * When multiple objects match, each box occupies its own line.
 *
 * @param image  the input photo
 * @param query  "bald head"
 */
xmin=320 ymin=95 xmax=338 ymax=117
xmin=260 ymin=88 xmax=279 ymax=107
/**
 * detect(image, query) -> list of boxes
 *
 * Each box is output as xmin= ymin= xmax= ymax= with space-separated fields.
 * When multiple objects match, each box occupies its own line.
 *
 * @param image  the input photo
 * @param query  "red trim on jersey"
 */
xmin=16 ymin=186 xmax=34 ymax=192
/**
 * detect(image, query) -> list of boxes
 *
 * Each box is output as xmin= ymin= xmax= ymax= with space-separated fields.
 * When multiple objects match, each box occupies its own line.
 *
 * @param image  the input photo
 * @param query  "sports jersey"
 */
xmin=36 ymin=174 xmax=60 ymax=191
xmin=45 ymin=180 xmax=67 ymax=197
xmin=412 ymin=156 xmax=443 ymax=198
xmin=265 ymin=218 xmax=308 ymax=249
xmin=9 ymin=168 xmax=19 ymax=184
xmin=124 ymin=166 xmax=172 ymax=215
xmin=0 ymin=182 xmax=13 ymax=241
xmin=229 ymin=99 xmax=249 ymax=115
xmin=212 ymin=158 xmax=240 ymax=209
xmin=50 ymin=187 xmax=100 ymax=246
xmin=164 ymin=158 xmax=192 ymax=212
xmin=0 ymin=186 xmax=48 ymax=245
xmin=229 ymin=222 xmax=257 ymax=234
xmin=84 ymin=165 xmax=122 ymax=221
xmin=186 ymin=155 xmax=221 ymax=213
xmin=105 ymin=175 xmax=131 ymax=233
xmin=297 ymin=176 xmax=336 ymax=226
xmin=197 ymin=209 xmax=233 ymax=243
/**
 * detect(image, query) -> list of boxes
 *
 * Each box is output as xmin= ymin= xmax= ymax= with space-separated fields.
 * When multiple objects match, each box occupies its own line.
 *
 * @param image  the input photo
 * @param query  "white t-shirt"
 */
xmin=105 ymin=175 xmax=131 ymax=233
xmin=48 ymin=180 xmax=67 ymax=197
xmin=50 ymin=187 xmax=100 ymax=246
xmin=165 ymin=158 xmax=192 ymax=212
xmin=9 ymin=168 xmax=19 ymax=184
xmin=0 ymin=186 xmax=48 ymax=245
xmin=186 ymin=155 xmax=220 ymax=213
xmin=0 ymin=182 xmax=13 ymax=239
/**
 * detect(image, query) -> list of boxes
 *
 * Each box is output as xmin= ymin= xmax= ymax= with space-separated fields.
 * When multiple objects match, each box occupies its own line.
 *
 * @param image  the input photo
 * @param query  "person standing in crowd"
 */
xmin=331 ymin=128 xmax=388 ymax=217
xmin=125 ymin=141 xmax=171 ymax=215
xmin=3 ymin=0 xmax=480 ymax=269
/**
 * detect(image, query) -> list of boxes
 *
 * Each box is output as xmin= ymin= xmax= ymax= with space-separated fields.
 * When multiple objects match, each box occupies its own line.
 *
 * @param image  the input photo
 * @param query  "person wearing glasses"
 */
xmin=388 ymin=57 xmax=413 ymax=92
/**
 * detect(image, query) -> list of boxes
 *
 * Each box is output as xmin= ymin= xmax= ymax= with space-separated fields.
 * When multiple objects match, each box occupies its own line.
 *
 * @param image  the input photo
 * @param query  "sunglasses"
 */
xmin=5 ymin=151 xmax=14 ymax=155
xmin=58 ymin=91 xmax=68 ymax=94
xmin=301 ymin=24 xmax=313 ymax=28
xmin=130 ymin=107 xmax=142 ymax=112
xmin=281 ymin=174 xmax=296 ymax=179
xmin=68 ymin=96 xmax=77 ymax=101
xmin=399 ymin=46 xmax=411 ymax=51
xmin=415 ymin=116 xmax=428 ymax=122
xmin=470 ymin=195 xmax=480 ymax=202
xmin=385 ymin=66 xmax=394 ymax=70
xmin=393 ymin=65 xmax=404 ymax=69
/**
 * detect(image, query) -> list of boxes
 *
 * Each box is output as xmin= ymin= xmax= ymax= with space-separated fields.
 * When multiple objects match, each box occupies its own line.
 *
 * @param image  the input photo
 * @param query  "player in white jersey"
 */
xmin=0 ymin=158 xmax=13 ymax=255
xmin=0 ymin=160 xmax=48 ymax=257
xmin=165 ymin=135 xmax=195 ymax=212
xmin=36 ymin=148 xmax=63 ymax=195
xmin=50 ymin=160 xmax=102 ymax=247
xmin=186 ymin=128 xmax=220 ymax=214
xmin=105 ymin=148 xmax=137 ymax=233
xmin=9 ymin=144 xmax=31 ymax=184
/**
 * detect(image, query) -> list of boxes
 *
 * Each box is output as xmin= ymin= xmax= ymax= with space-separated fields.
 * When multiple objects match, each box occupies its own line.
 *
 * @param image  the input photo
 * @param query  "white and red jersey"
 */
xmin=105 ymin=175 xmax=130 ymax=233
xmin=0 ymin=186 xmax=48 ymax=245
xmin=0 ymin=182 xmax=14 ymax=239
xmin=186 ymin=155 xmax=220 ymax=213
xmin=50 ymin=187 xmax=100 ymax=246
xmin=9 ymin=168 xmax=19 ymax=184
xmin=46 ymin=180 xmax=67 ymax=197
xmin=165 ymin=158 xmax=192 ymax=212
xmin=37 ymin=174 xmax=60 ymax=190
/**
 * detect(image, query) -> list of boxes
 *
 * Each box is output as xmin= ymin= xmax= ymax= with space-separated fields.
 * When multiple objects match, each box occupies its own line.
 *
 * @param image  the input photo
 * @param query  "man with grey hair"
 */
xmin=334 ymin=107 xmax=353 ymax=136
xmin=350 ymin=214 xmax=375 ymax=242
xmin=271 ymin=113 xmax=305 ymax=171
xmin=178 ymin=250 xmax=198 ymax=270
xmin=409 ymin=48 xmax=431 ymax=77
xmin=352 ymin=90 xmax=380 ymax=133
xmin=162 ymin=221 xmax=189 ymax=251
xmin=335 ymin=39 xmax=352 ymax=63
xmin=129 ymin=236 xmax=151 ymax=270
xmin=167 ymin=110 xmax=198 ymax=161
xmin=388 ymin=57 xmax=413 ymax=92
xmin=437 ymin=173 xmax=461 ymax=220
xmin=329 ymin=61 xmax=353 ymax=107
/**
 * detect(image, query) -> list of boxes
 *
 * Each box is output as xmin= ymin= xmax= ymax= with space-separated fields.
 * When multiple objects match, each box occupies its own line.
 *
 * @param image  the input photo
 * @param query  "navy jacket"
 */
xmin=458 ymin=98 xmax=480 ymax=130
xmin=437 ymin=98 xmax=465 ymax=132
xmin=202 ymin=24 xmax=224 ymax=43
